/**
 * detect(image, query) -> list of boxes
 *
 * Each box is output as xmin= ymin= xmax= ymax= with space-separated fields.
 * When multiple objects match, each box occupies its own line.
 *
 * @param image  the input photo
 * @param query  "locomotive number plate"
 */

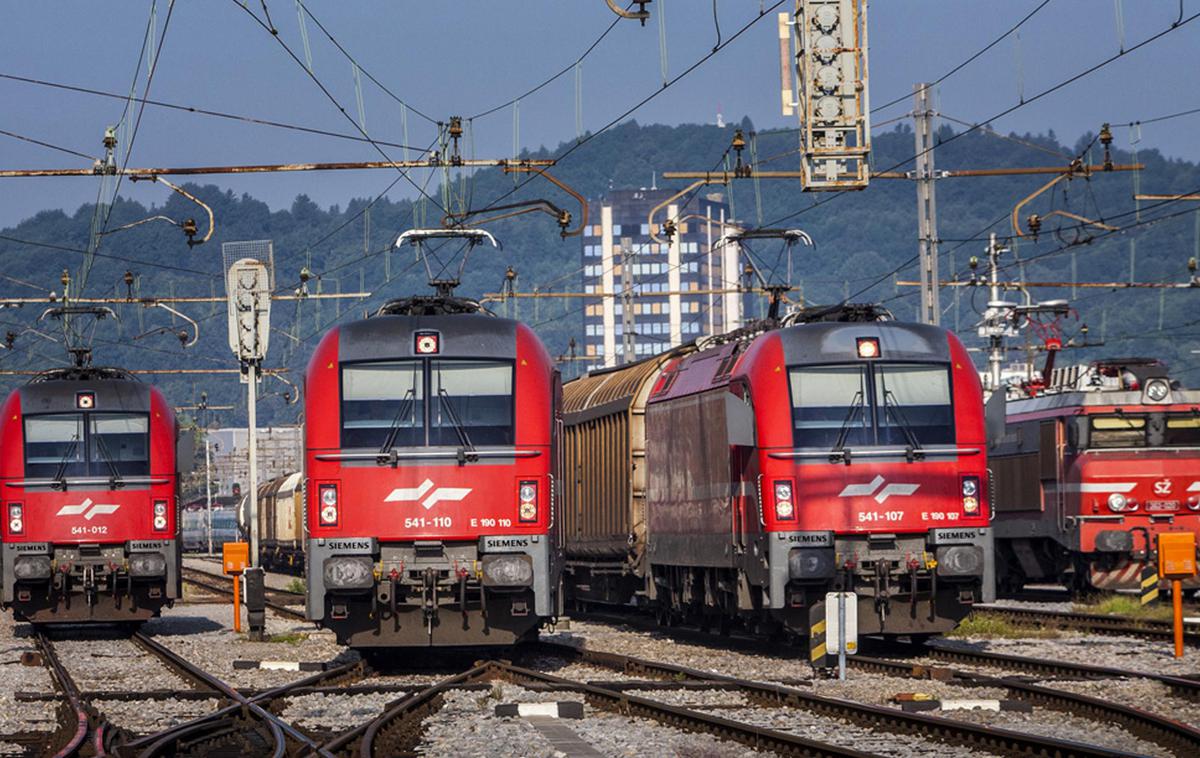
xmin=1146 ymin=500 xmax=1179 ymax=512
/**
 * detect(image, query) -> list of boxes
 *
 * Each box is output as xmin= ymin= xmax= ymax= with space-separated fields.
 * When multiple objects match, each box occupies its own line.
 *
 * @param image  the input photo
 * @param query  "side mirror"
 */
xmin=725 ymin=389 xmax=756 ymax=447
xmin=984 ymin=390 xmax=1006 ymax=447
xmin=176 ymin=428 xmax=197 ymax=474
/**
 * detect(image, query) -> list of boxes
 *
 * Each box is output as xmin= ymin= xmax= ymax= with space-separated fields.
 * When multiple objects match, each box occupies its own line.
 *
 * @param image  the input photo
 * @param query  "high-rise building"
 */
xmin=580 ymin=189 xmax=743 ymax=369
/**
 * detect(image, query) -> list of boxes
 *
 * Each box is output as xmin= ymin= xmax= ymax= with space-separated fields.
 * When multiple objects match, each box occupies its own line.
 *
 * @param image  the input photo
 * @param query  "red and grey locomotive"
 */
xmin=0 ymin=365 xmax=183 ymax=623
xmin=304 ymin=231 xmax=563 ymax=647
xmin=991 ymin=358 xmax=1200 ymax=593
xmin=563 ymin=306 xmax=991 ymax=659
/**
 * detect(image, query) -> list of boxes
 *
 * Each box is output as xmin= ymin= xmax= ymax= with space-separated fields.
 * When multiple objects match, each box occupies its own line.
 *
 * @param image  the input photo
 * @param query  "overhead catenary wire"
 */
xmin=0 ymin=128 xmax=95 ymax=161
xmin=0 ymin=72 xmax=429 ymax=153
xmin=229 ymin=0 xmax=448 ymax=216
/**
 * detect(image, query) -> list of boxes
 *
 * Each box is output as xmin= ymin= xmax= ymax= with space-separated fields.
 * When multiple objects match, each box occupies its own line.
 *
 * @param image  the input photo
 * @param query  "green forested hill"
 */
xmin=2 ymin=118 xmax=1198 ymax=424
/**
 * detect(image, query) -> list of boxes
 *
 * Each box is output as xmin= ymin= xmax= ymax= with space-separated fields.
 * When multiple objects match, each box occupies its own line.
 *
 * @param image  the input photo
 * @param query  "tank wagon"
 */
xmin=304 ymin=294 xmax=563 ymax=647
xmin=563 ymin=307 xmax=991 ymax=661
xmin=991 ymin=358 xmax=1200 ymax=593
xmin=0 ymin=366 xmax=184 ymax=624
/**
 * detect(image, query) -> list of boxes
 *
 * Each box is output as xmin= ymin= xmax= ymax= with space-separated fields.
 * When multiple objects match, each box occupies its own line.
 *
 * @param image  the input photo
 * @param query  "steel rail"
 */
xmin=535 ymin=640 xmax=1136 ymax=757
xmin=129 ymin=631 xmax=330 ymax=757
xmin=972 ymin=604 xmax=1200 ymax=644
xmin=34 ymin=631 xmax=94 ymax=758
xmin=180 ymin=569 xmax=307 ymax=620
xmin=920 ymin=643 xmax=1200 ymax=701
xmin=850 ymin=654 xmax=1200 ymax=755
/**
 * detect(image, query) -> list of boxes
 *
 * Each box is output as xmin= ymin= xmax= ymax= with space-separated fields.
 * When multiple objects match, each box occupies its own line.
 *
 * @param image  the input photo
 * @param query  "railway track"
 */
xmin=972 ymin=603 xmax=1200 ymax=644
xmin=33 ymin=630 xmax=98 ymax=758
xmin=180 ymin=566 xmax=307 ymax=621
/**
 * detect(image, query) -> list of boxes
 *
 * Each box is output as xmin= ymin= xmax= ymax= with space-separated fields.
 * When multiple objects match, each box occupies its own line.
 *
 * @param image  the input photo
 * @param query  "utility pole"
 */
xmin=620 ymin=236 xmax=636 ymax=364
xmin=982 ymin=234 xmax=1007 ymax=392
xmin=914 ymin=82 xmax=941 ymax=325
xmin=201 ymin=393 xmax=214 ymax=556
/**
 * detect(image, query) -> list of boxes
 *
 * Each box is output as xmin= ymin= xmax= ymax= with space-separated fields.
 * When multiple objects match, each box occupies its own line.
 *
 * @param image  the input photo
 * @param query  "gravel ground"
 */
xmin=0 ymin=616 xmax=56 ymax=742
xmin=281 ymin=690 xmax=399 ymax=733
xmin=417 ymin=682 xmax=766 ymax=757
xmin=51 ymin=636 xmax=190 ymax=693
xmin=934 ymin=634 xmax=1200 ymax=677
xmin=94 ymin=696 xmax=222 ymax=734
xmin=944 ymin=703 xmax=1169 ymax=757
xmin=143 ymin=602 xmax=356 ymax=689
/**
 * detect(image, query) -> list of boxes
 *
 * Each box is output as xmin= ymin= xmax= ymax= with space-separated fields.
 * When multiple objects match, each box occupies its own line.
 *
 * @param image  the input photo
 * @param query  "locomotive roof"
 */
xmin=17 ymin=370 xmax=151 ymax=413
xmin=775 ymin=321 xmax=951 ymax=365
xmin=337 ymin=312 xmax=521 ymax=363
xmin=1007 ymin=387 xmax=1200 ymax=415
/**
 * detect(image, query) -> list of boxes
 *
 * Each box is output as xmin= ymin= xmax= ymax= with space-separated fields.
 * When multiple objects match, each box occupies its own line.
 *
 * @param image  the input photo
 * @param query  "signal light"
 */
xmin=319 ymin=484 xmax=339 ymax=526
xmin=8 ymin=503 xmax=23 ymax=535
xmin=414 ymin=331 xmax=440 ymax=355
xmin=855 ymin=337 xmax=880 ymax=359
xmin=774 ymin=480 xmax=796 ymax=521
xmin=1108 ymin=493 xmax=1129 ymax=512
xmin=153 ymin=500 xmax=168 ymax=531
xmin=76 ymin=391 xmax=96 ymax=410
xmin=518 ymin=480 xmax=538 ymax=522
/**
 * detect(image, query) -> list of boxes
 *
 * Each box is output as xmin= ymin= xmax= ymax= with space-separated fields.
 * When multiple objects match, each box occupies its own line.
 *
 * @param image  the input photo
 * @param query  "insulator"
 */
xmin=505 ymin=266 xmax=516 ymax=282
xmin=300 ymin=266 xmax=312 ymax=283
xmin=102 ymin=126 xmax=117 ymax=151
xmin=1081 ymin=324 xmax=1089 ymax=336
xmin=558 ymin=210 xmax=571 ymax=231
xmin=178 ymin=330 xmax=189 ymax=346
xmin=123 ymin=270 xmax=134 ymax=287
xmin=663 ymin=218 xmax=676 ymax=240
xmin=1099 ymin=123 xmax=1113 ymax=148
xmin=181 ymin=218 xmax=198 ymax=240
xmin=60 ymin=269 xmax=69 ymax=288
xmin=1190 ymin=256 xmax=1198 ymax=273
xmin=1026 ymin=213 xmax=1042 ymax=238
xmin=4 ymin=331 xmax=13 ymax=349
xmin=448 ymin=116 xmax=463 ymax=140
xmin=968 ymin=256 xmax=979 ymax=270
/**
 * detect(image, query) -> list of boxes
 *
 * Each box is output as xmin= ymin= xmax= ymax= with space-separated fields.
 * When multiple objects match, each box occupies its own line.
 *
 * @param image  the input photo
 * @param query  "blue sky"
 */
xmin=1 ymin=1 xmax=1197 ymax=227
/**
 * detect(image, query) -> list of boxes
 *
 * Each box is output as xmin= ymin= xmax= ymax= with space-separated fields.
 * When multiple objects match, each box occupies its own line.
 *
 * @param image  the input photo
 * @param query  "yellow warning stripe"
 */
xmin=810 ymin=643 xmax=827 ymax=661
xmin=1141 ymin=588 xmax=1160 ymax=605
xmin=1141 ymin=574 xmax=1159 ymax=590
xmin=811 ymin=620 xmax=827 ymax=635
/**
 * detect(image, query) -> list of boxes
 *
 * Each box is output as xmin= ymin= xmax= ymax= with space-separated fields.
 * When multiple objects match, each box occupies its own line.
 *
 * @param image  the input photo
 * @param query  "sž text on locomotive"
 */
xmin=563 ymin=305 xmax=990 ymax=661
xmin=304 ymin=230 xmax=562 ymax=648
xmin=0 ymin=362 xmax=186 ymax=624
xmin=991 ymin=358 xmax=1200 ymax=594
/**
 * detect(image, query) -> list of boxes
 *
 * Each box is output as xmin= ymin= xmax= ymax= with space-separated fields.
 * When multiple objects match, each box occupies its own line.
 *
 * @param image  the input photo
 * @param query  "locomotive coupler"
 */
xmin=82 ymin=565 xmax=96 ymax=607
xmin=873 ymin=569 xmax=890 ymax=626
xmin=929 ymin=567 xmax=938 ymax=622
xmin=389 ymin=576 xmax=398 ymax=619
xmin=422 ymin=568 xmax=438 ymax=632
xmin=458 ymin=572 xmax=469 ymax=627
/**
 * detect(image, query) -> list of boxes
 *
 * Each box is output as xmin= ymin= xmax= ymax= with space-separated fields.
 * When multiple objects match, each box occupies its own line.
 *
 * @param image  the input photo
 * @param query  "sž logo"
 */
xmin=56 ymin=498 xmax=120 ymax=520
xmin=838 ymin=475 xmax=919 ymax=504
xmin=385 ymin=479 xmax=471 ymax=511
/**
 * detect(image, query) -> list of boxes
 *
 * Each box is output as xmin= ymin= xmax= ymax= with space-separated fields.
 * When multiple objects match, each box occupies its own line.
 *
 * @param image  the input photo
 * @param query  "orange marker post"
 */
xmin=222 ymin=542 xmax=250 ymax=633
xmin=1158 ymin=533 xmax=1197 ymax=659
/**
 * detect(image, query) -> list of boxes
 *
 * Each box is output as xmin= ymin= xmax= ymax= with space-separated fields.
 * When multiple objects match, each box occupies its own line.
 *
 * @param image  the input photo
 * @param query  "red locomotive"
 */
xmin=0 ymin=365 xmax=184 ymax=624
xmin=563 ymin=306 xmax=991 ymax=661
xmin=991 ymin=358 xmax=1200 ymax=593
xmin=304 ymin=231 xmax=562 ymax=647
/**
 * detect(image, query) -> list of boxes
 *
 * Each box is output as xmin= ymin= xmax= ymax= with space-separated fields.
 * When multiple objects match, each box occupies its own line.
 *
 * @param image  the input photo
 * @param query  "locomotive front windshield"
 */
xmin=23 ymin=412 xmax=150 ymax=478
xmin=340 ymin=359 xmax=515 ymax=449
xmin=1086 ymin=413 xmax=1200 ymax=448
xmin=788 ymin=362 xmax=954 ymax=448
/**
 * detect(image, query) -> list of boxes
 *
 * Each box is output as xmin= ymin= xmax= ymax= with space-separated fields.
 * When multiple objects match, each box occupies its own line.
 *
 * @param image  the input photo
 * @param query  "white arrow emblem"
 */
xmin=385 ymin=478 xmax=471 ymax=511
xmin=838 ymin=476 xmax=920 ymax=503
xmin=56 ymin=498 xmax=120 ymax=520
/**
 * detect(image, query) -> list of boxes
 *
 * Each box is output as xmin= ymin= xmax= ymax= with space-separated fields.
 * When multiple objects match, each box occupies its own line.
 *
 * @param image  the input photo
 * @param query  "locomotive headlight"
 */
xmin=1187 ymin=497 xmax=1200 ymax=511
xmin=323 ymin=556 xmax=374 ymax=589
xmin=518 ymin=481 xmax=538 ymax=523
xmin=961 ymin=476 xmax=981 ymax=515
xmin=1108 ymin=493 xmax=1129 ymax=512
xmin=774 ymin=480 xmax=796 ymax=521
xmin=129 ymin=552 xmax=166 ymax=577
xmin=319 ymin=484 xmax=339 ymax=526
xmin=936 ymin=545 xmax=984 ymax=577
xmin=8 ymin=503 xmax=23 ymax=535
xmin=153 ymin=500 xmax=168 ymax=532
xmin=1145 ymin=378 xmax=1170 ymax=402
xmin=481 ymin=553 xmax=534 ymax=587
xmin=13 ymin=555 xmax=50 ymax=580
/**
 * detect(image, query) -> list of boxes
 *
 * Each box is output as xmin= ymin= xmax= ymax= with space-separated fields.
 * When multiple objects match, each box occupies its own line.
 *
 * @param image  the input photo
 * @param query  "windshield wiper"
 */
xmin=831 ymin=390 xmax=865 ymax=460
xmin=437 ymin=389 xmax=476 ymax=462
xmin=377 ymin=388 xmax=417 ymax=461
xmin=881 ymin=386 xmax=924 ymax=461
xmin=51 ymin=434 xmax=80 ymax=490
xmin=93 ymin=434 xmax=125 ymax=488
